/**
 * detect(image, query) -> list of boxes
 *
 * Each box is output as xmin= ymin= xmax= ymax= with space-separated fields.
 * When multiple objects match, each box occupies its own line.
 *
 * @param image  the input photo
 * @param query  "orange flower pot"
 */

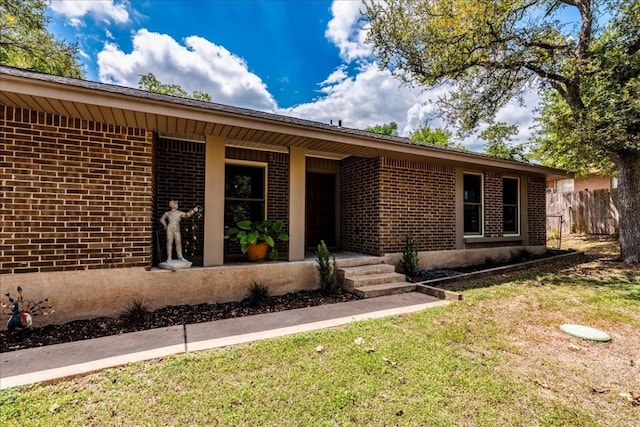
xmin=246 ymin=242 xmax=269 ymax=261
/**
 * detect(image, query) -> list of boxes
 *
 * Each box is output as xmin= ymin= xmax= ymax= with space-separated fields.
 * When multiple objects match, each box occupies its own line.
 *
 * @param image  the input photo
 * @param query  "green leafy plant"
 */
xmin=227 ymin=220 xmax=289 ymax=254
xmin=399 ymin=234 xmax=419 ymax=279
xmin=244 ymin=281 xmax=270 ymax=307
xmin=122 ymin=299 xmax=150 ymax=325
xmin=316 ymin=240 xmax=338 ymax=294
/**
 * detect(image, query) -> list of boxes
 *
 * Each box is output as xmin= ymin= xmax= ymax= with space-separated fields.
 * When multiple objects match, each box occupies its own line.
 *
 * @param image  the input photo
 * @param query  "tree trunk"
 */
xmin=615 ymin=151 xmax=640 ymax=264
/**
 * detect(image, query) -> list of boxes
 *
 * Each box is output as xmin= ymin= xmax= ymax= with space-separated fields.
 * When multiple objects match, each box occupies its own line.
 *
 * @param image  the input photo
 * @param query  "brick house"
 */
xmin=1 ymin=66 xmax=568 ymax=324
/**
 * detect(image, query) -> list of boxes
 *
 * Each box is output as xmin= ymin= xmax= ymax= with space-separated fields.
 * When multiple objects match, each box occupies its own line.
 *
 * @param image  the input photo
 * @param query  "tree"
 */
xmin=480 ymin=122 xmax=527 ymax=162
xmin=365 ymin=121 xmax=398 ymax=136
xmin=409 ymin=126 xmax=451 ymax=146
xmin=138 ymin=73 xmax=212 ymax=102
xmin=409 ymin=125 xmax=467 ymax=150
xmin=365 ymin=0 xmax=640 ymax=263
xmin=0 ymin=0 xmax=83 ymax=78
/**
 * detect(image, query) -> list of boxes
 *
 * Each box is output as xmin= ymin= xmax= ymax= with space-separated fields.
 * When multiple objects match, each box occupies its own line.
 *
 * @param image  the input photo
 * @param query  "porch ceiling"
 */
xmin=1 ymin=66 xmax=570 ymax=179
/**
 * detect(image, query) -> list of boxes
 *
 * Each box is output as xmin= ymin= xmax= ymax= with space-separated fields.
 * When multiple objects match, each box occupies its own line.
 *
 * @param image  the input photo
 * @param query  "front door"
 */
xmin=306 ymin=172 xmax=336 ymax=248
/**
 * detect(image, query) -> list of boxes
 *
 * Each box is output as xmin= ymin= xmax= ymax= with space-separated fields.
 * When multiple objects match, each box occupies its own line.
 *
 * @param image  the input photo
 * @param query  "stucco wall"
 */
xmin=0 ymin=261 xmax=319 ymax=328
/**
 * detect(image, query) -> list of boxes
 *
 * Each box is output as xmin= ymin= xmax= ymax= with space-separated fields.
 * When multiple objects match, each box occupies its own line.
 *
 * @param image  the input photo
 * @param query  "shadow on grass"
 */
xmin=442 ymin=257 xmax=640 ymax=303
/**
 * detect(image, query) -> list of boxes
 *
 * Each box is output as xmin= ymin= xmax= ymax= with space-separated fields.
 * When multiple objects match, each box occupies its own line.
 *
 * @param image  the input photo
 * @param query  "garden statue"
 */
xmin=159 ymin=201 xmax=201 ymax=270
xmin=2 ymin=286 xmax=54 ymax=333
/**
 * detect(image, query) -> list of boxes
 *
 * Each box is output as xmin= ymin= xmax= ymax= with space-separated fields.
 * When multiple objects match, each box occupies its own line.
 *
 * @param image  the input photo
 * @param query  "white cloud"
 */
xmin=97 ymin=29 xmax=277 ymax=111
xmin=325 ymin=1 xmax=372 ymax=62
xmin=281 ymin=63 xmax=447 ymax=135
xmin=91 ymin=2 xmax=539 ymax=154
xmin=49 ymin=0 xmax=130 ymax=27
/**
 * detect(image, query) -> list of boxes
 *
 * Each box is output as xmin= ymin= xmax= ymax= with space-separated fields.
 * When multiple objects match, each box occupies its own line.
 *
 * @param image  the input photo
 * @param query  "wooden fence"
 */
xmin=546 ymin=189 xmax=619 ymax=235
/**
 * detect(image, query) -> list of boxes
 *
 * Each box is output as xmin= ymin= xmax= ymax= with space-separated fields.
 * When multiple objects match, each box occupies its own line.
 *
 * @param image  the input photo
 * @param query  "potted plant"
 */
xmin=227 ymin=219 xmax=289 ymax=261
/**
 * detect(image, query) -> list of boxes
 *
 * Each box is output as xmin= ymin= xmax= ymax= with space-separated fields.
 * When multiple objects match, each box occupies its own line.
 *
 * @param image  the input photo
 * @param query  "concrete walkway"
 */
xmin=1 ymin=292 xmax=449 ymax=389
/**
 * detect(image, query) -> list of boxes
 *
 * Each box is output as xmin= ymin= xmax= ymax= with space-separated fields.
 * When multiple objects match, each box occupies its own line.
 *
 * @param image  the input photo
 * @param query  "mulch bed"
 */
xmin=0 ymin=250 xmax=597 ymax=353
xmin=0 ymin=289 xmax=357 ymax=353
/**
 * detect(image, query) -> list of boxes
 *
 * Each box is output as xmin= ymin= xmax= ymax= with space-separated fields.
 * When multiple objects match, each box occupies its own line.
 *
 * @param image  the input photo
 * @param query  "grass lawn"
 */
xmin=1 ymin=236 xmax=638 ymax=426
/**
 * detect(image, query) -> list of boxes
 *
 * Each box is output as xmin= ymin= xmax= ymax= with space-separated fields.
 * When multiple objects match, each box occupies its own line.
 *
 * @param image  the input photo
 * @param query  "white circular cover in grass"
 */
xmin=560 ymin=324 xmax=611 ymax=342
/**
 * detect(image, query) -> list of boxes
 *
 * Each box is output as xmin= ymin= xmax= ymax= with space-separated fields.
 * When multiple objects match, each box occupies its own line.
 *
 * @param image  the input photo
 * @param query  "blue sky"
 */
xmin=45 ymin=0 xmax=543 ymax=150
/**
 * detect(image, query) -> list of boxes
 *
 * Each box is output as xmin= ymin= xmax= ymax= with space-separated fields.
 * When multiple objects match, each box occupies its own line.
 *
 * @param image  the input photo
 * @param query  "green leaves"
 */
xmin=365 ymin=122 xmax=399 ymax=136
xmin=138 ymin=73 xmax=212 ymax=101
xmin=227 ymin=220 xmax=289 ymax=254
xmin=0 ymin=0 xmax=84 ymax=78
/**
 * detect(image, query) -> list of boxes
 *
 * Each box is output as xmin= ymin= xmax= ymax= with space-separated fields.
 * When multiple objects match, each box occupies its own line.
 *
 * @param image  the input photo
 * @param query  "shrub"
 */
xmin=316 ymin=240 xmax=338 ymax=294
xmin=399 ymin=234 xmax=419 ymax=279
xmin=122 ymin=299 xmax=150 ymax=325
xmin=511 ymin=248 xmax=534 ymax=263
xmin=245 ymin=281 xmax=270 ymax=307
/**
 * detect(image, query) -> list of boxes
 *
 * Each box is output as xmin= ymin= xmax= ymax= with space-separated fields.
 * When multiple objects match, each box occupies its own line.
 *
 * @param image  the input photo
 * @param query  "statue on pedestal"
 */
xmin=159 ymin=201 xmax=201 ymax=270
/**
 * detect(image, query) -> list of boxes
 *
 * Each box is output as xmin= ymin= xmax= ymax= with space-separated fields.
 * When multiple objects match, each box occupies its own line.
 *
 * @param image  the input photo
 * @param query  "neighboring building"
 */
xmin=0 ymin=66 xmax=569 ymax=324
xmin=547 ymin=171 xmax=617 ymax=193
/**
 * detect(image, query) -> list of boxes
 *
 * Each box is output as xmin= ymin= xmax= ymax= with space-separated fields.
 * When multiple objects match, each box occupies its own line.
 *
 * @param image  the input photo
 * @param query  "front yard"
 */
xmin=1 ymin=236 xmax=638 ymax=426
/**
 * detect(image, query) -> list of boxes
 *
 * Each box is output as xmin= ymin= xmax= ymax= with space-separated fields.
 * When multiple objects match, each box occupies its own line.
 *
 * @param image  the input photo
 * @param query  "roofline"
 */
xmin=0 ymin=66 xmax=570 ymax=178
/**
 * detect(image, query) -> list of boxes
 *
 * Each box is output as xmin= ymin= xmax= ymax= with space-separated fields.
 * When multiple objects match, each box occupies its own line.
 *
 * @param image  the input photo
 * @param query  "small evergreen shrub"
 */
xmin=245 ymin=281 xmax=270 ymax=307
xmin=399 ymin=234 xmax=419 ymax=279
xmin=316 ymin=240 xmax=338 ymax=294
xmin=122 ymin=299 xmax=150 ymax=325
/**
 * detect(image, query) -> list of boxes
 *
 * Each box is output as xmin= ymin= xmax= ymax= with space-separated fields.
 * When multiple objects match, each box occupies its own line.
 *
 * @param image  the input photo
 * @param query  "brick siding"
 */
xmin=155 ymin=138 xmax=205 ymax=265
xmin=1 ymin=106 xmax=154 ymax=274
xmin=483 ymin=172 xmax=503 ymax=238
xmin=340 ymin=157 xmax=456 ymax=255
xmin=379 ymin=159 xmax=456 ymax=253
xmin=528 ymin=176 xmax=547 ymax=245
xmin=340 ymin=157 xmax=381 ymax=255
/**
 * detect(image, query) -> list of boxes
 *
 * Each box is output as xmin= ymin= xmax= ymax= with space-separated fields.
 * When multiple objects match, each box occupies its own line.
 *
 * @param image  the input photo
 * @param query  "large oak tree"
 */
xmin=365 ymin=0 xmax=640 ymax=263
xmin=0 ymin=0 xmax=83 ymax=78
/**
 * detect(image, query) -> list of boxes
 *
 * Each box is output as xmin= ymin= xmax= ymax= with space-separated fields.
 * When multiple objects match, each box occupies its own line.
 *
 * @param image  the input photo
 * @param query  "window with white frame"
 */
xmin=503 ymin=177 xmax=519 ymax=235
xmin=224 ymin=163 xmax=266 ymax=230
xmin=556 ymin=179 xmax=574 ymax=193
xmin=463 ymin=173 xmax=483 ymax=235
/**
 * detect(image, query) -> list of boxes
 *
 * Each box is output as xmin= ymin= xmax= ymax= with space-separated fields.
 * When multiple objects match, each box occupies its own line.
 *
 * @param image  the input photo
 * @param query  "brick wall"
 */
xmin=340 ymin=157 xmax=381 ymax=255
xmin=1 ymin=106 xmax=154 ymax=274
xmin=484 ymin=172 xmax=503 ymax=238
xmin=379 ymin=159 xmax=456 ymax=253
xmin=528 ymin=176 xmax=547 ymax=245
xmin=267 ymin=152 xmax=289 ymax=257
xmin=155 ymin=139 xmax=205 ymax=266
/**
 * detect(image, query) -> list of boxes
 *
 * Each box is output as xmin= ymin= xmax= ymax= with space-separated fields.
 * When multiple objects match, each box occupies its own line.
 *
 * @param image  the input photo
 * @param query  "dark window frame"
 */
xmin=463 ymin=173 xmax=483 ymax=236
xmin=224 ymin=161 xmax=268 ymax=230
xmin=502 ymin=177 xmax=520 ymax=235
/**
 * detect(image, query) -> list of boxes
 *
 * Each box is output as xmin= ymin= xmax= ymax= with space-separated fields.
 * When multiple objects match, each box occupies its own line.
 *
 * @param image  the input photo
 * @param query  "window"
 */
xmin=463 ymin=173 xmax=482 ymax=235
xmin=556 ymin=179 xmax=574 ymax=193
xmin=224 ymin=163 xmax=266 ymax=229
xmin=503 ymin=178 xmax=519 ymax=235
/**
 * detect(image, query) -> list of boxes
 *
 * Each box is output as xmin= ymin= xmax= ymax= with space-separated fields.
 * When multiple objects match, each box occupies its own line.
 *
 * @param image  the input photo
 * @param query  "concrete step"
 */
xmin=343 ymin=272 xmax=407 ymax=289
xmin=351 ymin=282 xmax=417 ymax=299
xmin=337 ymin=263 xmax=397 ymax=280
xmin=335 ymin=256 xmax=385 ymax=269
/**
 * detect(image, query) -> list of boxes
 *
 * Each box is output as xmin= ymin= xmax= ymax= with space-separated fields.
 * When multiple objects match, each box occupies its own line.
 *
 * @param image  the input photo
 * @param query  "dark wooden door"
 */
xmin=306 ymin=173 xmax=336 ymax=248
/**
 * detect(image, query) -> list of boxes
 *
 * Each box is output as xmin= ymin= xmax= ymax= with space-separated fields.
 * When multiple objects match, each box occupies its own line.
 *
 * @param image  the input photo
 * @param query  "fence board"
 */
xmin=546 ymin=189 xmax=618 ymax=235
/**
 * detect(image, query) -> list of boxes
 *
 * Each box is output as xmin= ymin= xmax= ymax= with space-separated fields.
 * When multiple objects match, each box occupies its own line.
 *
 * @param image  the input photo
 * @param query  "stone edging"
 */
xmin=414 ymin=250 xmax=587 ymax=300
